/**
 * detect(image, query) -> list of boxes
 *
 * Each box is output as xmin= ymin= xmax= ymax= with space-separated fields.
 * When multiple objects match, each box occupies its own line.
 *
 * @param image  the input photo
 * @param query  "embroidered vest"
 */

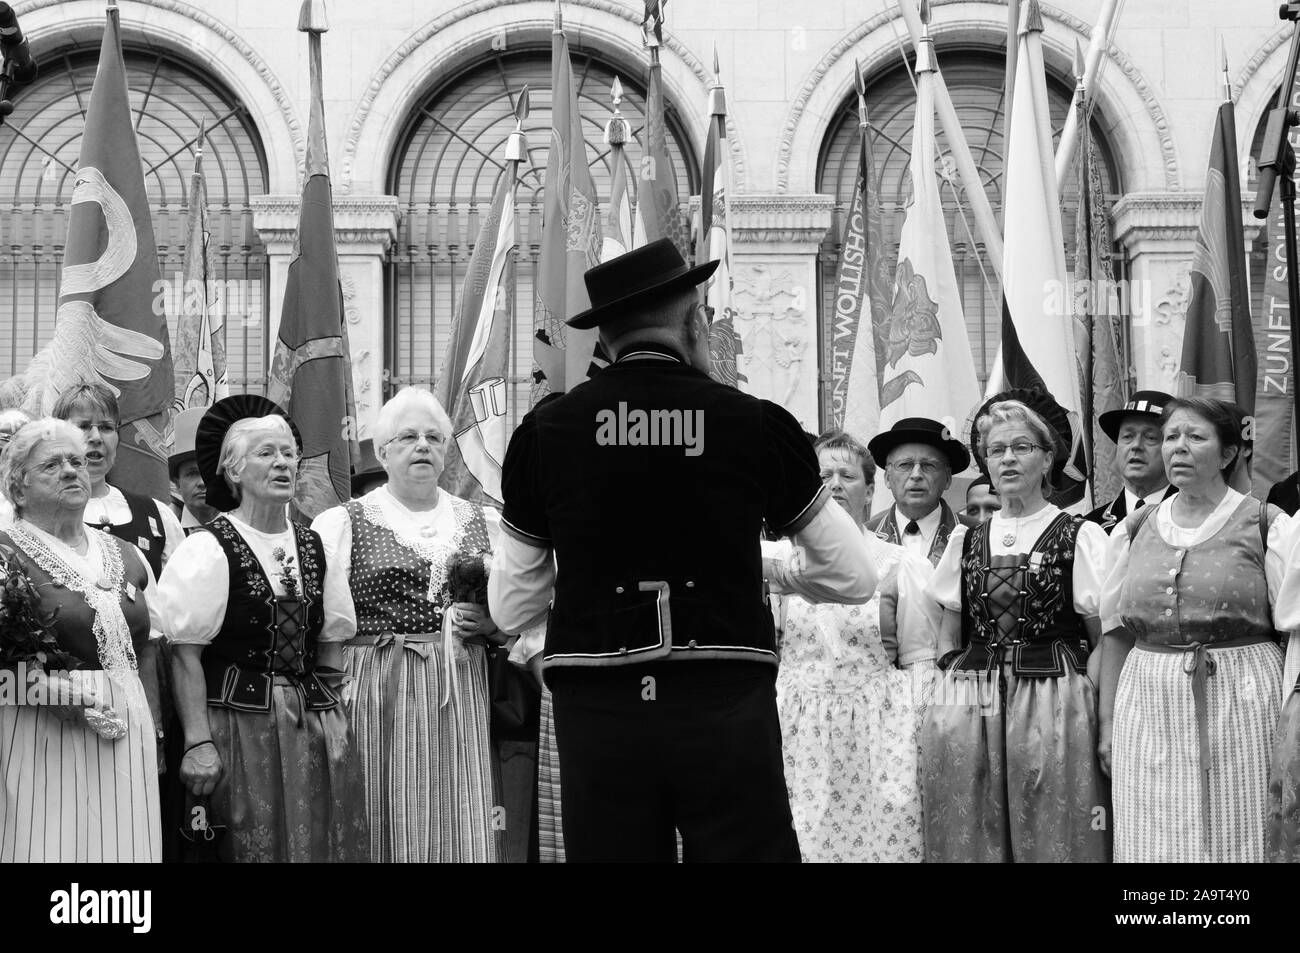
xmin=198 ymin=516 xmax=336 ymax=712
xmin=89 ymin=491 xmax=167 ymax=578
xmin=345 ymin=496 xmax=491 ymax=637
xmin=954 ymin=512 xmax=1089 ymax=677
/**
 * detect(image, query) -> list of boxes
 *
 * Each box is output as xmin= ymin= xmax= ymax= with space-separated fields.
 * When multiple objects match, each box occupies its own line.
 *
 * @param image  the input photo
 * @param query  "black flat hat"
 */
xmin=566 ymin=238 xmax=719 ymax=330
xmin=195 ymin=394 xmax=302 ymax=512
xmin=867 ymin=417 xmax=970 ymax=472
xmin=1098 ymin=390 xmax=1173 ymax=442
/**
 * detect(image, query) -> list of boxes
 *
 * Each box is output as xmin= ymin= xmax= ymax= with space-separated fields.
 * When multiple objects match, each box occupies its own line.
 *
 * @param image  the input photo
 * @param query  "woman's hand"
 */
xmin=452 ymin=602 xmax=500 ymax=643
xmin=179 ymin=741 xmax=223 ymax=797
xmin=1097 ymin=720 xmax=1113 ymax=779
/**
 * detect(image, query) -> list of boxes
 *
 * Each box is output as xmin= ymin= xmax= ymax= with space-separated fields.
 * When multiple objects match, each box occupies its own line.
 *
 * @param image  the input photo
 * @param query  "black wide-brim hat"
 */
xmin=195 ymin=394 xmax=302 ymax=512
xmin=1098 ymin=389 xmax=1173 ymax=442
xmin=867 ymin=417 xmax=971 ymax=473
xmin=566 ymin=237 xmax=719 ymax=330
xmin=350 ymin=437 xmax=385 ymax=495
xmin=968 ymin=388 xmax=1085 ymax=504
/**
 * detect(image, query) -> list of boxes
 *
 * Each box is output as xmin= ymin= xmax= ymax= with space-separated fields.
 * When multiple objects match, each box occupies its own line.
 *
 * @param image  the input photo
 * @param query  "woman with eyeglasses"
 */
xmin=1100 ymin=397 xmax=1287 ymax=862
xmin=50 ymin=383 xmax=184 ymax=580
xmin=921 ymin=392 xmax=1110 ymax=862
xmin=0 ymin=419 xmax=164 ymax=860
xmin=312 ymin=387 xmax=504 ymax=862
xmin=157 ymin=395 xmax=368 ymax=862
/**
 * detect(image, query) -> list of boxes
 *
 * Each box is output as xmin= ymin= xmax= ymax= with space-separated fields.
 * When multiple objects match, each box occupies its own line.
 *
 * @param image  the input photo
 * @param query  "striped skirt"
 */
xmin=537 ymin=687 xmax=566 ymax=863
xmin=346 ymin=639 xmax=498 ymax=863
xmin=1114 ymin=641 xmax=1282 ymax=863
xmin=0 ymin=671 xmax=160 ymax=862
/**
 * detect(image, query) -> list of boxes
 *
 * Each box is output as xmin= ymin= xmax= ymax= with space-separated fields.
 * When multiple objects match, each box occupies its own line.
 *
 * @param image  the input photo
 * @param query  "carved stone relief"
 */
xmin=730 ymin=259 xmax=819 ymax=431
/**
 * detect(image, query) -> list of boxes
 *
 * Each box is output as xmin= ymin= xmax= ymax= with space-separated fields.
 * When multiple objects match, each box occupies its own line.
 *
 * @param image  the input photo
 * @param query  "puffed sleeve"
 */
xmin=157 ymin=531 xmax=229 ymax=645
xmin=500 ymin=412 xmax=551 ymax=547
xmin=1099 ymin=519 xmax=1134 ymax=633
xmin=925 ymin=523 xmax=967 ymax=612
xmin=1268 ymin=507 xmax=1297 ymax=628
xmin=1071 ymin=519 xmax=1108 ymax=619
xmin=311 ymin=505 xmax=357 ymax=644
xmin=129 ymin=546 xmax=165 ymax=640
xmin=156 ymin=501 xmax=186 ymax=568
xmin=895 ymin=550 xmax=940 ymax=667
xmin=760 ymin=400 xmax=829 ymax=537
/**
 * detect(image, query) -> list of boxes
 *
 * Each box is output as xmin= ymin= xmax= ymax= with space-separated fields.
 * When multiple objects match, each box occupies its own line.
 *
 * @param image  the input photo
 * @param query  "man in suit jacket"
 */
xmin=488 ymin=238 xmax=876 ymax=862
xmin=864 ymin=417 xmax=976 ymax=565
xmin=1084 ymin=390 xmax=1175 ymax=532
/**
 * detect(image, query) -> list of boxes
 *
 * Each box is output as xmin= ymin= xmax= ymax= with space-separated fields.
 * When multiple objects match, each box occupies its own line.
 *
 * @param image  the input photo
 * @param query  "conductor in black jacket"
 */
xmin=488 ymin=239 xmax=877 ymax=862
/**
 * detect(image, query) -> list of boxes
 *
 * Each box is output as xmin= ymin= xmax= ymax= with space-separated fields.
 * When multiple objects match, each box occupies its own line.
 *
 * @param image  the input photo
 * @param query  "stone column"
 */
xmin=252 ymin=195 xmax=400 ymax=439
xmin=730 ymin=194 xmax=836 ymax=433
xmin=1112 ymin=192 xmax=1265 ymax=395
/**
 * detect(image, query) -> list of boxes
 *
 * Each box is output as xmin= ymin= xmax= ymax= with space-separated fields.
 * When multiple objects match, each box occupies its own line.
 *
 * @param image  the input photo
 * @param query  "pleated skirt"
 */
xmin=346 ymin=640 xmax=498 ymax=863
xmin=921 ymin=666 xmax=1109 ymax=863
xmin=207 ymin=684 xmax=369 ymax=863
xmin=0 ymin=671 xmax=160 ymax=862
xmin=1115 ymin=642 xmax=1281 ymax=863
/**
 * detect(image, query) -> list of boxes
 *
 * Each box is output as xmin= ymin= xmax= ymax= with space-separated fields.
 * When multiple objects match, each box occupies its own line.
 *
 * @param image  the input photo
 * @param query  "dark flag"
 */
xmin=21 ymin=3 xmax=174 ymax=502
xmin=1072 ymin=53 xmax=1126 ymax=504
xmin=1176 ymin=99 xmax=1256 ymax=417
xmin=265 ymin=0 xmax=359 ymax=520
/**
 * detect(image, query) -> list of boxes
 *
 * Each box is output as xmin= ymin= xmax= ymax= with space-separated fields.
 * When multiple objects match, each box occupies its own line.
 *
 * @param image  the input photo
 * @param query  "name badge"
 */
xmin=124 ymin=583 xmax=137 ymax=603
xmin=137 ymin=536 xmax=151 ymax=551
xmin=148 ymin=517 xmax=160 ymax=537
xmin=1028 ymin=552 xmax=1045 ymax=574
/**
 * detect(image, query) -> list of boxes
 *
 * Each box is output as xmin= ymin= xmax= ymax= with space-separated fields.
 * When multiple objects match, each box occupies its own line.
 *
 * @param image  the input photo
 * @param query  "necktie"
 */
xmin=904 ymin=520 xmax=921 ymax=536
xmin=1134 ymin=499 xmax=1145 ymax=510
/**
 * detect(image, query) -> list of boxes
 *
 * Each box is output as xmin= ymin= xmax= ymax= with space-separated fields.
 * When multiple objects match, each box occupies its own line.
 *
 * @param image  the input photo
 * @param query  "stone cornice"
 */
xmin=1112 ymin=192 xmax=1263 ymax=247
xmin=730 ymin=195 xmax=835 ymax=246
xmin=251 ymin=195 xmax=401 ymax=251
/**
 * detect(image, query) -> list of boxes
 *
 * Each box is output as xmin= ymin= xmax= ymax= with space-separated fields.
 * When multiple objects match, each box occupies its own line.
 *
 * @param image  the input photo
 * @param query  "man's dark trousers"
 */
xmin=548 ymin=661 xmax=801 ymax=862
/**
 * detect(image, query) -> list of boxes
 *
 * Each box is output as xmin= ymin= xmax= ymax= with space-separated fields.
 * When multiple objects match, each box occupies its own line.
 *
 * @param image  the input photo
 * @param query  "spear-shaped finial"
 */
xmin=194 ymin=119 xmax=207 ymax=164
xmin=709 ymin=44 xmax=726 ymax=116
xmin=298 ymin=0 xmax=328 ymax=33
xmin=854 ymin=57 xmax=868 ymax=127
xmin=1019 ymin=0 xmax=1043 ymax=35
xmin=916 ymin=2 xmax=935 ymax=73
xmin=605 ymin=78 xmax=627 ymax=146
xmin=642 ymin=0 xmax=665 ymax=50
xmin=507 ymin=85 xmax=528 ymax=161
xmin=1221 ymin=39 xmax=1232 ymax=102
xmin=1073 ymin=39 xmax=1085 ymax=89
xmin=554 ymin=0 xmax=563 ymax=33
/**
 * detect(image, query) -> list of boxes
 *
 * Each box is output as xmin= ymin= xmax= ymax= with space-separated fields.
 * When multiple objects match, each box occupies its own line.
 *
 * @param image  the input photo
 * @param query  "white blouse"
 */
xmin=1100 ymin=488 xmax=1292 ymax=634
xmin=926 ymin=504 xmax=1108 ymax=619
xmin=84 ymin=485 xmax=185 ymax=566
xmin=310 ymin=486 xmax=502 ymax=644
xmin=158 ymin=513 xmax=353 ymax=645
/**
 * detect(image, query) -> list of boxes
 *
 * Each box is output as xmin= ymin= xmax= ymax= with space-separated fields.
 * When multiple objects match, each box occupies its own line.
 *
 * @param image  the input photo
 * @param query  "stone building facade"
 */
xmin=1 ymin=0 xmax=1293 ymax=440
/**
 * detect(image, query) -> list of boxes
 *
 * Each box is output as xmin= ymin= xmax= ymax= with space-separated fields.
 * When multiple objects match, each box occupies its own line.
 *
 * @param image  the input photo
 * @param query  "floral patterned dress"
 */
xmin=776 ymin=534 xmax=937 ymax=863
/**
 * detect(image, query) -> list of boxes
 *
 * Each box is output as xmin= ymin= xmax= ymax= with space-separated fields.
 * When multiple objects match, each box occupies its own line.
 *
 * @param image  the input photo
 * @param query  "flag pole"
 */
xmin=895 ymin=0 xmax=1003 ymax=280
xmin=1055 ymin=0 xmax=1123 ymax=191
xmin=1003 ymin=0 xmax=1020 ymax=225
xmin=506 ymin=86 xmax=527 ymax=422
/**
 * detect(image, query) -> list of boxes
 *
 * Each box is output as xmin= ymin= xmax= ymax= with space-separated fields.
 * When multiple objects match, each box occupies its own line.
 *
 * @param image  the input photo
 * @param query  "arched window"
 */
xmin=816 ymin=49 xmax=1124 ymax=423
xmin=0 ymin=48 xmax=270 ymax=390
xmin=386 ymin=46 xmax=699 ymax=428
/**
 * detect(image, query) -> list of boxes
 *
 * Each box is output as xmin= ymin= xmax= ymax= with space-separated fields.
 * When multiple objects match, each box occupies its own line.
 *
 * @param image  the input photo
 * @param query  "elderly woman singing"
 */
xmin=922 ymin=392 xmax=1110 ymax=863
xmin=313 ymin=387 xmax=503 ymax=862
xmin=158 ymin=395 xmax=367 ymax=862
